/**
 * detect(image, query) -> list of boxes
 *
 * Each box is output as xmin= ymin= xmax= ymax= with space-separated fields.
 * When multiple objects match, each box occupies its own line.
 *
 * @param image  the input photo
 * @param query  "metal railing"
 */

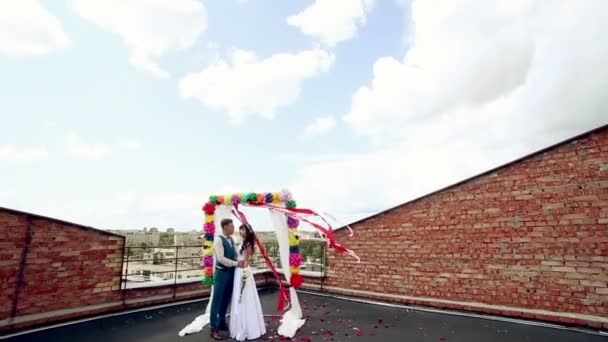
xmin=122 ymin=245 xmax=204 ymax=289
xmin=121 ymin=240 xmax=326 ymax=289
xmin=247 ymin=240 xmax=327 ymax=274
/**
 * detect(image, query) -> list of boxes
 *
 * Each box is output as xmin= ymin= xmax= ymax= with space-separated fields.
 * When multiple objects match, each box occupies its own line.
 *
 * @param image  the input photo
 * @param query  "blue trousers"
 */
xmin=210 ymin=268 xmax=234 ymax=331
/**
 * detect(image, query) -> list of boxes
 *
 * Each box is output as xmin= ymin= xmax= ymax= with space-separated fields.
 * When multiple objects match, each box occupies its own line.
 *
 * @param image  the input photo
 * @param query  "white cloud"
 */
xmin=0 ymin=145 xmax=49 ymax=163
xmin=0 ymin=0 xmax=71 ymax=57
xmin=65 ymin=133 xmax=110 ymax=160
xmin=290 ymin=0 xmax=608 ymax=224
xmin=304 ymin=116 xmax=337 ymax=136
xmin=69 ymin=0 xmax=206 ymax=78
xmin=287 ymin=0 xmax=375 ymax=47
xmin=118 ymin=138 xmax=142 ymax=151
xmin=344 ymin=0 xmax=608 ymax=142
xmin=179 ymin=48 xmax=335 ymax=123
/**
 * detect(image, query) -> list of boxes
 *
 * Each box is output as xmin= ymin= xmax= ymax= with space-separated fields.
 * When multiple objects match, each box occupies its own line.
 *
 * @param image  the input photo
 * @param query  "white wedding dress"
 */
xmin=229 ymin=246 xmax=266 ymax=341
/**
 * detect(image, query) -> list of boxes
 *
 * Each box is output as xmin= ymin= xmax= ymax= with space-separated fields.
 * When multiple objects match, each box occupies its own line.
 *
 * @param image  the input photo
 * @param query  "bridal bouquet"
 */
xmin=238 ymin=268 xmax=251 ymax=304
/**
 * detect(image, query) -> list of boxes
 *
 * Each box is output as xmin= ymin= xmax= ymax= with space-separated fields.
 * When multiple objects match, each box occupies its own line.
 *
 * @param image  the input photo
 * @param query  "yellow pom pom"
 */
xmin=224 ymin=195 xmax=232 ymax=205
xmin=204 ymin=248 xmax=214 ymax=256
xmin=205 ymin=214 xmax=214 ymax=223
xmin=272 ymin=192 xmax=281 ymax=203
xmin=204 ymin=240 xmax=213 ymax=248
xmin=289 ymin=235 xmax=299 ymax=247
xmin=290 ymin=266 xmax=300 ymax=274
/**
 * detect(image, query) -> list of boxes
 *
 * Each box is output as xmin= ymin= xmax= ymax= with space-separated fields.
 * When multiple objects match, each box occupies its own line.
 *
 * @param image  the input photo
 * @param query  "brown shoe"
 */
xmin=210 ymin=330 xmax=226 ymax=340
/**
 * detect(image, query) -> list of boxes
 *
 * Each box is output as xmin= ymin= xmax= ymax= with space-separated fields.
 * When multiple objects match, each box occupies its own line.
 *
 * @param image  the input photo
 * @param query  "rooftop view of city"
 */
xmin=2 ymin=0 xmax=608 ymax=341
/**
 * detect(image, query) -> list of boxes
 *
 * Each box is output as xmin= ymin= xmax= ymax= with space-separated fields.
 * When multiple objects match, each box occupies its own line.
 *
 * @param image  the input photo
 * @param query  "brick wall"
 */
xmin=0 ymin=209 xmax=267 ymax=333
xmin=315 ymin=126 xmax=608 ymax=329
xmin=0 ymin=209 xmax=125 ymax=331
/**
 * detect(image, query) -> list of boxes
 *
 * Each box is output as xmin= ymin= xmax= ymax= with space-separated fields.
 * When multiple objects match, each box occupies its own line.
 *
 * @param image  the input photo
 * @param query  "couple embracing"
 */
xmin=210 ymin=218 xmax=266 ymax=341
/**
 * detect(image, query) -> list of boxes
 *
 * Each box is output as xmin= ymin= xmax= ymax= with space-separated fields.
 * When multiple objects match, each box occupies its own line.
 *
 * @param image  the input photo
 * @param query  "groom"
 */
xmin=210 ymin=218 xmax=244 ymax=340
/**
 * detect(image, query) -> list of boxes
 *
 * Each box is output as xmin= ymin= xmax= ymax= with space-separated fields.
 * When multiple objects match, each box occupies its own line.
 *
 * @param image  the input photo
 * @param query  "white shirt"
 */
xmin=214 ymin=232 xmax=238 ymax=267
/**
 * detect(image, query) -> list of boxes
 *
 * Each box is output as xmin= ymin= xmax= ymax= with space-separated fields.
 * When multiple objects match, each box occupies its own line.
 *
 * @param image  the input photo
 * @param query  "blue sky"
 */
xmin=1 ymin=0 xmax=606 ymax=231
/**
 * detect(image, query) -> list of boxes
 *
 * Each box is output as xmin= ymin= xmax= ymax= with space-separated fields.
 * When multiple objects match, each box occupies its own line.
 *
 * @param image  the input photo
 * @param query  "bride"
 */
xmin=229 ymin=224 xmax=266 ymax=341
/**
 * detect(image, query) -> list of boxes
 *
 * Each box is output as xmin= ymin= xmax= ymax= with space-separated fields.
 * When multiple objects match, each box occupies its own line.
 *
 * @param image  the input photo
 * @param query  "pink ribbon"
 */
xmin=249 ymin=203 xmax=360 ymax=263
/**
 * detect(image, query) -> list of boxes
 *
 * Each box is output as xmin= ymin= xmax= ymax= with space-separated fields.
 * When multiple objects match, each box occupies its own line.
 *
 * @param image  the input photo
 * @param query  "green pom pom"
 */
xmin=209 ymin=195 xmax=218 ymax=204
xmin=202 ymin=276 xmax=213 ymax=285
xmin=241 ymin=192 xmax=256 ymax=203
xmin=286 ymin=200 xmax=297 ymax=208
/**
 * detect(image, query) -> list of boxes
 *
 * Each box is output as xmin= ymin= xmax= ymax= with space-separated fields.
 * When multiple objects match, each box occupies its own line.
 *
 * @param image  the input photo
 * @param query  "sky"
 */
xmin=0 ymin=0 xmax=607 ymax=231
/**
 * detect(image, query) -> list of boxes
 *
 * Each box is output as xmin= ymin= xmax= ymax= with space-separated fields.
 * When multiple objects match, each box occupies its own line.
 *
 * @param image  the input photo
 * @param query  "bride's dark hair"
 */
xmin=240 ymin=224 xmax=256 ymax=255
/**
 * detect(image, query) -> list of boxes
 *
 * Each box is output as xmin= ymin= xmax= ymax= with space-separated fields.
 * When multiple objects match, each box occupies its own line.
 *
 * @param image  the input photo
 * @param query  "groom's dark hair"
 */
xmin=220 ymin=218 xmax=233 ymax=229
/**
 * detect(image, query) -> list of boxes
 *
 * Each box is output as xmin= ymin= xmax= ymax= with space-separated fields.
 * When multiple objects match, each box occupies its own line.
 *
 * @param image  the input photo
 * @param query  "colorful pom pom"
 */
xmin=202 ymin=276 xmax=213 ymax=285
xmin=279 ymin=189 xmax=293 ymax=202
xmin=223 ymin=195 xmax=232 ymax=205
xmin=286 ymin=200 xmax=297 ymax=208
xmin=265 ymin=193 xmax=273 ymax=203
xmin=289 ymin=245 xmax=300 ymax=254
xmin=203 ymin=202 xmax=216 ymax=215
xmin=272 ymin=192 xmax=281 ymax=203
xmin=204 ymin=248 xmax=213 ymax=256
xmin=204 ymin=267 xmax=213 ymax=277
xmin=209 ymin=195 xmax=219 ymax=204
xmin=232 ymin=194 xmax=240 ymax=206
xmin=290 ymin=273 xmax=304 ymax=289
xmin=204 ymin=222 xmax=215 ymax=234
xmin=290 ymin=266 xmax=300 ymax=274
xmin=289 ymin=253 xmax=303 ymax=267
xmin=204 ymin=255 xmax=214 ymax=267
xmin=289 ymin=234 xmax=299 ymax=247
xmin=287 ymin=216 xmax=299 ymax=228
xmin=205 ymin=215 xmax=214 ymax=223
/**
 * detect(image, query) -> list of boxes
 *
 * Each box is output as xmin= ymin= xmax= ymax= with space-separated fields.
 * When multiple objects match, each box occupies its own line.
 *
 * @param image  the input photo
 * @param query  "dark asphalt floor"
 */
xmin=3 ymin=289 xmax=605 ymax=342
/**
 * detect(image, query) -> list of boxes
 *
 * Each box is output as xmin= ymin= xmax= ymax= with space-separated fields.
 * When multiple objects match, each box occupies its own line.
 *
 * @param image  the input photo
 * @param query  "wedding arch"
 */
xmin=179 ymin=190 xmax=358 ymax=338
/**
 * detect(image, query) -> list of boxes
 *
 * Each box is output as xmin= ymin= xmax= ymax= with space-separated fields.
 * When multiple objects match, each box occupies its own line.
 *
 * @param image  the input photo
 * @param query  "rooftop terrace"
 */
xmin=3 ymin=289 xmax=605 ymax=342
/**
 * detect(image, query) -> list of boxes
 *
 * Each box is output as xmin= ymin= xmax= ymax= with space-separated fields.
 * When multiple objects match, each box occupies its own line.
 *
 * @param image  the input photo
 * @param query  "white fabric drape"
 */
xmin=269 ymin=210 xmax=306 ymax=338
xmin=179 ymin=205 xmax=232 ymax=336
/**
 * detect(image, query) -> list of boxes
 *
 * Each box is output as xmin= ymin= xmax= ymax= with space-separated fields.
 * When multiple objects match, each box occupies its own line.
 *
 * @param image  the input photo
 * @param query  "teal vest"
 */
xmin=218 ymin=235 xmax=236 ymax=268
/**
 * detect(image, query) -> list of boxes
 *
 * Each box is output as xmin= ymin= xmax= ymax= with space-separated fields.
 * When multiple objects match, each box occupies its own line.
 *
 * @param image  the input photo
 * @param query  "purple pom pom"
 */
xmin=265 ymin=193 xmax=273 ymax=203
xmin=287 ymin=216 xmax=299 ymax=228
xmin=204 ymin=255 xmax=214 ymax=267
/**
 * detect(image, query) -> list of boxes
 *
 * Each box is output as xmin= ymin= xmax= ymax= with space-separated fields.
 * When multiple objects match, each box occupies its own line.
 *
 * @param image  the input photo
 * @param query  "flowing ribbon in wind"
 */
xmin=249 ymin=203 xmax=361 ymax=263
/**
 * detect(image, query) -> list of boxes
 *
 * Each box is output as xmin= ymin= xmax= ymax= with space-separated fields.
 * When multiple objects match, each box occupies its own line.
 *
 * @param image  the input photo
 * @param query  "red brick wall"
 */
xmin=0 ymin=210 xmax=124 ymax=328
xmin=0 ymin=208 xmax=274 ymax=333
xmin=0 ymin=210 xmax=227 ymax=333
xmin=321 ymin=127 xmax=608 ymax=328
